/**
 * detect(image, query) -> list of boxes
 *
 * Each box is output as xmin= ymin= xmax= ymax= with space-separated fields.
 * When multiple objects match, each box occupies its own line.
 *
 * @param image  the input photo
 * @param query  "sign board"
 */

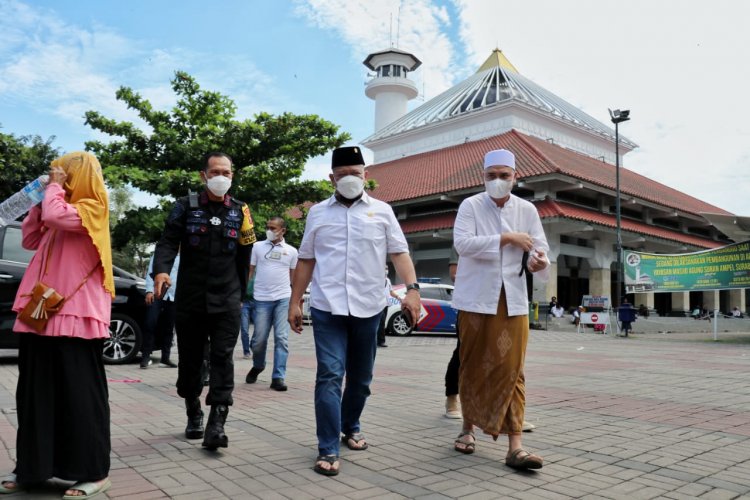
xmin=581 ymin=295 xmax=610 ymax=310
xmin=581 ymin=312 xmax=609 ymax=324
xmin=624 ymin=240 xmax=750 ymax=293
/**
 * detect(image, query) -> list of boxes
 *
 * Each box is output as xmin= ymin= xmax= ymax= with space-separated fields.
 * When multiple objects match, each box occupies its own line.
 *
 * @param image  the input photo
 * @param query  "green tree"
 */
xmin=109 ymin=185 xmax=152 ymax=276
xmin=84 ymin=71 xmax=349 ymax=247
xmin=0 ymin=128 xmax=61 ymax=200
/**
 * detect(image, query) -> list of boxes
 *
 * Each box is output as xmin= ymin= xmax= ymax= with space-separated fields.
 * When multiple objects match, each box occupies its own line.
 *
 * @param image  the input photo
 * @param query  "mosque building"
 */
xmin=361 ymin=47 xmax=745 ymax=316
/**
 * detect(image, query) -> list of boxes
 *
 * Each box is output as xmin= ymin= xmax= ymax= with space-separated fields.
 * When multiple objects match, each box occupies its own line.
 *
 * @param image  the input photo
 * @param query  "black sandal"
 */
xmin=342 ymin=432 xmax=368 ymax=451
xmin=313 ymin=455 xmax=340 ymax=476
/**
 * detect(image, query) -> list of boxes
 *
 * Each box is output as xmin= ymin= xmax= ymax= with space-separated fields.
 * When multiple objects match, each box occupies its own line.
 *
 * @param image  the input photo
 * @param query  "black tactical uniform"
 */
xmin=153 ymin=190 xmax=255 ymax=448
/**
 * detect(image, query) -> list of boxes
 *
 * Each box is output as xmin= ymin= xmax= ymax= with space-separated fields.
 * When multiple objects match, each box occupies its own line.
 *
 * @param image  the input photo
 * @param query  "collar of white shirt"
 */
xmin=483 ymin=191 xmax=516 ymax=210
xmin=326 ymin=192 xmax=372 ymax=207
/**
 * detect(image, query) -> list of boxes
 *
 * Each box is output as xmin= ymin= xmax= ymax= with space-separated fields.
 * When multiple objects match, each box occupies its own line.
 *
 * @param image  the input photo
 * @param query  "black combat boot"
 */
xmin=202 ymin=405 xmax=229 ymax=450
xmin=185 ymin=398 xmax=204 ymax=439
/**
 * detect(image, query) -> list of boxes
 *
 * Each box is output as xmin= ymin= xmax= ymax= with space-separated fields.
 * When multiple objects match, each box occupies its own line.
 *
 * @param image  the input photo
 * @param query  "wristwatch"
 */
xmin=405 ymin=283 xmax=421 ymax=293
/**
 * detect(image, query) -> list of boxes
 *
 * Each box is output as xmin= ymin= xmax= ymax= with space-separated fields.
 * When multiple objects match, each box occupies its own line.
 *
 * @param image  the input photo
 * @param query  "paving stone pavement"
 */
xmin=1 ymin=326 xmax=750 ymax=499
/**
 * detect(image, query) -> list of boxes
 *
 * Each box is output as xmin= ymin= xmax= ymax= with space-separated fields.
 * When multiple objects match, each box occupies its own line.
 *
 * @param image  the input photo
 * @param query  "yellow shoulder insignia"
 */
xmin=239 ymin=204 xmax=256 ymax=245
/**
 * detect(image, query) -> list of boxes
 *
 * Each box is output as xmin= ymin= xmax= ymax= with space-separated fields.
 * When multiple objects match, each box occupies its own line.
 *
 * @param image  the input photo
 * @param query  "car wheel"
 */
xmin=388 ymin=311 xmax=414 ymax=336
xmin=104 ymin=312 xmax=142 ymax=364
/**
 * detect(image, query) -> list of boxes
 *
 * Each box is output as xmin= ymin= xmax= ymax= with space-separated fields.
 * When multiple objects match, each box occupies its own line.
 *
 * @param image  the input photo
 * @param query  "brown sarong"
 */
xmin=458 ymin=288 xmax=528 ymax=438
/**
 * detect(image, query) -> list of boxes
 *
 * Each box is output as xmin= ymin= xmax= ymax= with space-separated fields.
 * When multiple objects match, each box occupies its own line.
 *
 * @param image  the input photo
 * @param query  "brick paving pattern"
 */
xmin=1 ymin=322 xmax=749 ymax=499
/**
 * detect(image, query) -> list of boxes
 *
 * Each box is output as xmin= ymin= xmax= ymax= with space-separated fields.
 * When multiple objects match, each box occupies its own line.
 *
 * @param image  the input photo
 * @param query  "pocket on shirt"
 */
xmin=361 ymin=219 xmax=384 ymax=240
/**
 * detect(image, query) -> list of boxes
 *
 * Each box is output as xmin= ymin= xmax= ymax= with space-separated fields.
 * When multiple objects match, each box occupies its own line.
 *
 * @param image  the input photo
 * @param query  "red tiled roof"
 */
xmin=536 ymin=199 xmax=722 ymax=249
xmin=401 ymin=212 xmax=456 ymax=234
xmin=367 ymin=129 xmax=731 ymax=216
xmin=398 ymin=199 xmax=721 ymax=249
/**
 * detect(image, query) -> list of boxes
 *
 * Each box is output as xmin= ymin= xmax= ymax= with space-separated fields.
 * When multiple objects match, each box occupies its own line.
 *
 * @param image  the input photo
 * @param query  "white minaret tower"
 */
xmin=363 ymin=48 xmax=421 ymax=132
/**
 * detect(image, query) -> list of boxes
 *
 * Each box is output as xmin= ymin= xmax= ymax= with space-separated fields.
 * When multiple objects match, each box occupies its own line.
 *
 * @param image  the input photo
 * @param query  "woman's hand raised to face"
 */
xmin=48 ymin=166 xmax=67 ymax=186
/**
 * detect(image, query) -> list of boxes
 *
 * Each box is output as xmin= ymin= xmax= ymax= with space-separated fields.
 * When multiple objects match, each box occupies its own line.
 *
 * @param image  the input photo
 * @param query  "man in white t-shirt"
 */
xmin=245 ymin=216 xmax=298 ymax=391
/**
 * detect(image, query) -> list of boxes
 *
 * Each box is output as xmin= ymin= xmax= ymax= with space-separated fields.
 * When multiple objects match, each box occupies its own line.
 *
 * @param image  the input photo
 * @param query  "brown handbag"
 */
xmin=17 ymin=282 xmax=66 ymax=333
xmin=17 ymin=231 xmax=99 ymax=333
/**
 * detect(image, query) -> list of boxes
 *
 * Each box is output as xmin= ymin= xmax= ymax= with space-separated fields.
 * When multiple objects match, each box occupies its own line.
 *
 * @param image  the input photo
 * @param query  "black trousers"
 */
xmin=14 ymin=333 xmax=110 ymax=484
xmin=445 ymin=338 xmax=460 ymax=397
xmin=175 ymin=309 xmax=240 ymax=406
xmin=444 ymin=312 xmax=461 ymax=397
xmin=141 ymin=298 xmax=176 ymax=359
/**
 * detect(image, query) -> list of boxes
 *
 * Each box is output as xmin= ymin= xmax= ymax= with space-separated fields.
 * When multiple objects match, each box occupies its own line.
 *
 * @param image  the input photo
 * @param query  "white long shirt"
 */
xmin=251 ymin=238 xmax=298 ymax=301
xmin=298 ymin=193 xmax=409 ymax=318
xmin=452 ymin=192 xmax=549 ymax=316
xmin=145 ymin=254 xmax=179 ymax=302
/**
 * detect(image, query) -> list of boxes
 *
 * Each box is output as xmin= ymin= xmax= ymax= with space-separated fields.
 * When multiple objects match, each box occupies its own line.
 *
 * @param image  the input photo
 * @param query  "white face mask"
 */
xmin=485 ymin=178 xmax=513 ymax=199
xmin=206 ymin=175 xmax=231 ymax=197
xmin=335 ymin=175 xmax=364 ymax=199
xmin=266 ymin=229 xmax=279 ymax=241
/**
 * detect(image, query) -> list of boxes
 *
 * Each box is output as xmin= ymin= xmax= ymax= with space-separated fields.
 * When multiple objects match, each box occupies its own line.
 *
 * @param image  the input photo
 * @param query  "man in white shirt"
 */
xmin=245 ymin=216 xmax=298 ymax=391
xmin=551 ymin=304 xmax=565 ymax=318
xmin=141 ymin=253 xmax=180 ymax=369
xmin=288 ymin=146 xmax=421 ymax=477
xmin=451 ymin=148 xmax=549 ymax=470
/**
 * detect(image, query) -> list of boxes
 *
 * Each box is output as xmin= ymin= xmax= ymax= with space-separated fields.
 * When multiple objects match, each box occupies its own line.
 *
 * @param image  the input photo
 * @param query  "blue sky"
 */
xmin=2 ymin=0 xmax=749 ymax=215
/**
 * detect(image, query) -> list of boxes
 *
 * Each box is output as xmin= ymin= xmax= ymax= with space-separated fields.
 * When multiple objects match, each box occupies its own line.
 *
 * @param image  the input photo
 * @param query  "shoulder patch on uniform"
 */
xmin=239 ymin=203 xmax=256 ymax=245
xmin=167 ymin=201 xmax=187 ymax=223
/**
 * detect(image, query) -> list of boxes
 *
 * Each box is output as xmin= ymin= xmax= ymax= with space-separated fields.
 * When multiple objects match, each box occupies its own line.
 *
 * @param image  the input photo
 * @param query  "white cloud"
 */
xmin=0 ymin=1 xmax=134 ymax=123
xmin=452 ymin=0 xmax=750 ymax=214
xmin=0 ymin=0 xmax=286 ymax=142
xmin=293 ymin=0 xmax=456 ymax=100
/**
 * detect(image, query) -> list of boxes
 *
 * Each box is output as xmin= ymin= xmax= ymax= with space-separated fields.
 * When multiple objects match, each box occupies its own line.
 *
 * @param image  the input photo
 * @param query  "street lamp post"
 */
xmin=609 ymin=108 xmax=630 ymax=334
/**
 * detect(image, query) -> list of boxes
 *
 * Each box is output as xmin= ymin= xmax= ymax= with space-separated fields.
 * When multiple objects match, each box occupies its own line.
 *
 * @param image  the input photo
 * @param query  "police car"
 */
xmin=386 ymin=282 xmax=457 ymax=336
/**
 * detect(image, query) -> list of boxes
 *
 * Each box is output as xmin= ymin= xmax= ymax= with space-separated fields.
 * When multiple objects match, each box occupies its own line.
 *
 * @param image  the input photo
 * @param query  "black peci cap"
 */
xmin=331 ymin=146 xmax=365 ymax=169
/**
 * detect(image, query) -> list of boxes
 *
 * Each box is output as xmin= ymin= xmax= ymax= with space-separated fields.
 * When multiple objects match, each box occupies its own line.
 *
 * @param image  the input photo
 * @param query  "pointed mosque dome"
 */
xmin=476 ymin=48 xmax=518 ymax=73
xmin=363 ymin=49 xmax=636 ymax=150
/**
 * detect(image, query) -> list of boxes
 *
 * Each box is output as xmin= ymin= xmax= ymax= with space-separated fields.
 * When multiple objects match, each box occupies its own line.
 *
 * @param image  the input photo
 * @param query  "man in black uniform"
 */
xmin=153 ymin=152 xmax=256 ymax=450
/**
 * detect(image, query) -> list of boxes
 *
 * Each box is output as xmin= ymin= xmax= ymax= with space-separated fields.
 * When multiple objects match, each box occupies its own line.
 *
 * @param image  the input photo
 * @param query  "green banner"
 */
xmin=624 ymin=241 xmax=750 ymax=293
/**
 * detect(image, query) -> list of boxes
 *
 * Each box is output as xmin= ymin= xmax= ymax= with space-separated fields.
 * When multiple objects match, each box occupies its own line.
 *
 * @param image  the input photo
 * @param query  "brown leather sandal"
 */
xmin=506 ymin=448 xmax=543 ymax=469
xmin=454 ymin=430 xmax=475 ymax=454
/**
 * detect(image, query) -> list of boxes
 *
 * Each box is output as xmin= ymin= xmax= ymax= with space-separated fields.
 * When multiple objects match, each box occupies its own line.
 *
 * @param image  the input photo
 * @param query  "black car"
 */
xmin=0 ymin=221 xmax=146 ymax=364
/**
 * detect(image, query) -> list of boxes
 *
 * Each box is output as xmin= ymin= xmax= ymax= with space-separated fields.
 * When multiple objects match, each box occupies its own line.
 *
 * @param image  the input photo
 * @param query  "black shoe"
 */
xmin=245 ymin=367 xmax=264 ymax=384
xmin=185 ymin=399 xmax=204 ymax=439
xmin=377 ymin=343 xmax=388 ymax=348
xmin=140 ymin=357 xmax=152 ymax=369
xmin=202 ymin=405 xmax=229 ymax=450
xmin=270 ymin=378 xmax=288 ymax=391
xmin=160 ymin=359 xmax=178 ymax=368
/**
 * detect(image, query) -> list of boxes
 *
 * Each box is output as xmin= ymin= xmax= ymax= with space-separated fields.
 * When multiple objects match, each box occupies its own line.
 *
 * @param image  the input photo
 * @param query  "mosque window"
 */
xmin=652 ymin=218 xmax=679 ymax=230
xmin=393 ymin=65 xmax=401 ymax=77
xmin=381 ymin=65 xmax=391 ymax=77
xmin=687 ymin=227 xmax=710 ymax=237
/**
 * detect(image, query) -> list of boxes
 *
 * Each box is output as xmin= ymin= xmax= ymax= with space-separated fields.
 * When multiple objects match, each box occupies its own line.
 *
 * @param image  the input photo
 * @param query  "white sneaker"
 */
xmin=445 ymin=395 xmax=462 ymax=419
xmin=522 ymin=421 xmax=536 ymax=432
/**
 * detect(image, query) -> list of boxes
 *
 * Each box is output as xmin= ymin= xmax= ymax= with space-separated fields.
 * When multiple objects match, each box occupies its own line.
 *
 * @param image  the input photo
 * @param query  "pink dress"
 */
xmin=12 ymin=183 xmax=111 ymax=339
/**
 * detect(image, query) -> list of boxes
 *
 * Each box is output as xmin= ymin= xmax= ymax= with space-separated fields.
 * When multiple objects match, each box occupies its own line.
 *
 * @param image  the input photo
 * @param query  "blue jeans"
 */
xmin=240 ymin=300 xmax=256 ymax=355
xmin=310 ymin=307 xmax=380 ymax=456
xmin=250 ymin=298 xmax=290 ymax=379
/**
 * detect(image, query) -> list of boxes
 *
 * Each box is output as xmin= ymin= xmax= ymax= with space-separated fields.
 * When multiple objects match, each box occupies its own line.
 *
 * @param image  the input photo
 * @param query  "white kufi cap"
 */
xmin=483 ymin=149 xmax=515 ymax=170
